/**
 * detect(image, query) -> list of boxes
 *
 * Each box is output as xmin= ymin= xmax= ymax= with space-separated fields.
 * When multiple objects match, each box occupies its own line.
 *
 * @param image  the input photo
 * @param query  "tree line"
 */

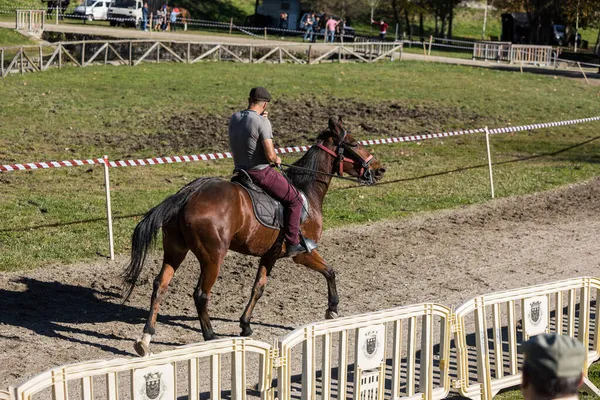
xmin=303 ymin=0 xmax=600 ymax=43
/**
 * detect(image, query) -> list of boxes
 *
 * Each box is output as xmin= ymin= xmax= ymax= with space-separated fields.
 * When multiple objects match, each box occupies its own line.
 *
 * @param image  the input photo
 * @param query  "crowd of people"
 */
xmin=299 ymin=12 xmax=349 ymax=43
xmin=140 ymin=3 xmax=180 ymax=32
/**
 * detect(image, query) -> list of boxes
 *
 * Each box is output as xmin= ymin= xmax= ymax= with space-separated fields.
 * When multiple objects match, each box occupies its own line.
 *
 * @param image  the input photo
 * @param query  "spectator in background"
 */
xmin=521 ymin=334 xmax=585 ymax=400
xmin=326 ymin=17 xmax=339 ymax=43
xmin=141 ymin=2 xmax=148 ymax=31
xmin=337 ymin=19 xmax=346 ymax=42
xmin=316 ymin=13 xmax=326 ymax=40
xmin=170 ymin=7 xmax=178 ymax=32
xmin=371 ymin=18 xmax=388 ymax=41
xmin=279 ymin=12 xmax=288 ymax=30
xmin=154 ymin=7 xmax=164 ymax=31
xmin=303 ymin=13 xmax=314 ymax=42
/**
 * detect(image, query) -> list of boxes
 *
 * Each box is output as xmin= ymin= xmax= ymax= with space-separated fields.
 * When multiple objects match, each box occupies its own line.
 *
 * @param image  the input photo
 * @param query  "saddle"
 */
xmin=231 ymin=170 xmax=309 ymax=230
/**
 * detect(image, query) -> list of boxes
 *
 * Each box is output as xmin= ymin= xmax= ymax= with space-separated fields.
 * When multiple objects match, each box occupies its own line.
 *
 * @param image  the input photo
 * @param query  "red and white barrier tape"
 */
xmin=1 ymin=116 xmax=598 ymax=173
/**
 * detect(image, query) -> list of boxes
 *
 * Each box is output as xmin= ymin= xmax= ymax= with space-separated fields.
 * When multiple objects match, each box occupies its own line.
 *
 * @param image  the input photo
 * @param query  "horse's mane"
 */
xmin=286 ymin=130 xmax=332 ymax=192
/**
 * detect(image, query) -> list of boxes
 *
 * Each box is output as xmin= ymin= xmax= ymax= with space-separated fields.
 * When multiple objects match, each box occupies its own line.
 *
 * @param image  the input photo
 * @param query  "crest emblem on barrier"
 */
xmin=530 ymin=301 xmax=541 ymax=324
xmin=140 ymin=372 xmax=165 ymax=400
xmin=362 ymin=330 xmax=380 ymax=359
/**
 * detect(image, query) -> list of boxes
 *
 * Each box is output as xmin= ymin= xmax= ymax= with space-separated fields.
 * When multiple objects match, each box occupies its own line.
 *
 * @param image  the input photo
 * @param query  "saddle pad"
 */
xmin=232 ymin=180 xmax=309 ymax=230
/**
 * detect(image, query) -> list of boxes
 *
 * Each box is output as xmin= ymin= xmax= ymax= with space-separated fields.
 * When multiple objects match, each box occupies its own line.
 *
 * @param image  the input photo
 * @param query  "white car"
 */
xmin=74 ymin=0 xmax=112 ymax=21
xmin=107 ymin=0 xmax=143 ymax=28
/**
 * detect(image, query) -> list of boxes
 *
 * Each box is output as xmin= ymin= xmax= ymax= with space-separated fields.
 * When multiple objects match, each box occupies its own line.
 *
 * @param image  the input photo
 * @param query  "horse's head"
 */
xmin=318 ymin=116 xmax=385 ymax=185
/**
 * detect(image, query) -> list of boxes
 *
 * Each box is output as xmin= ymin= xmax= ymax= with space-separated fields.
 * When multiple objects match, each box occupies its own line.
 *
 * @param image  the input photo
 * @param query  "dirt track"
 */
xmin=1 ymin=178 xmax=600 ymax=389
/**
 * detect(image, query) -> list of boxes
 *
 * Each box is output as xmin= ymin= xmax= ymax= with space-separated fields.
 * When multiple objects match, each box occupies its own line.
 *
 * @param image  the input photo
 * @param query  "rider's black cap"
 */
xmin=249 ymin=87 xmax=272 ymax=102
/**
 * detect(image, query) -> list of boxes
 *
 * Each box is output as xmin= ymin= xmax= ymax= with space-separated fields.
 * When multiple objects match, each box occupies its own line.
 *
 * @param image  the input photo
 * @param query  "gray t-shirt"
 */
xmin=228 ymin=109 xmax=274 ymax=170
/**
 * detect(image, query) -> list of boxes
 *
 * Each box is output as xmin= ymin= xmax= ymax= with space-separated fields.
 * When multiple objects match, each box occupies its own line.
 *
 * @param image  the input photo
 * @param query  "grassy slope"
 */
xmin=0 ymin=61 xmax=599 ymax=271
xmin=0 ymin=27 xmax=38 ymax=46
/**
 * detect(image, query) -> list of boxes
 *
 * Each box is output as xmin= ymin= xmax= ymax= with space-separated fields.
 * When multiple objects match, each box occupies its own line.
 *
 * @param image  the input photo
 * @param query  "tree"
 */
xmin=496 ymin=0 xmax=600 ymax=44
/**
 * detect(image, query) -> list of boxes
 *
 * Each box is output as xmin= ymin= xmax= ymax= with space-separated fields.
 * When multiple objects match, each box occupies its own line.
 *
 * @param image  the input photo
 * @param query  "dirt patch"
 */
xmin=1 ymin=178 xmax=599 ymax=389
xmin=143 ymin=98 xmax=494 ymax=154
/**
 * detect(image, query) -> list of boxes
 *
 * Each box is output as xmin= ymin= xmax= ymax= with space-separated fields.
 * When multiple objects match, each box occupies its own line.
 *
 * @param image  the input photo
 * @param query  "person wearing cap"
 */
xmin=521 ymin=334 xmax=586 ymax=400
xmin=228 ymin=87 xmax=307 ymax=258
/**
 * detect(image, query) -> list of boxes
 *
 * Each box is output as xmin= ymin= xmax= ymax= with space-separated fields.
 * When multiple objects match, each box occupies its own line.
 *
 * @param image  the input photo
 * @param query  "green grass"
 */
xmin=0 ymin=61 xmax=600 ymax=271
xmin=0 ymin=27 xmax=38 ymax=46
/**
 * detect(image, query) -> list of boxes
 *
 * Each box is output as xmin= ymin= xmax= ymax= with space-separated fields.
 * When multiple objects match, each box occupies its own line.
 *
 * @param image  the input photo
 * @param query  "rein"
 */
xmin=280 ymin=163 xmax=362 ymax=183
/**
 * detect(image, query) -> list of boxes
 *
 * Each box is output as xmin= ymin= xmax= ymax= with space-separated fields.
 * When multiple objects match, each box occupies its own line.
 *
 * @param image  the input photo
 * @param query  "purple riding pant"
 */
xmin=247 ymin=166 xmax=302 ymax=245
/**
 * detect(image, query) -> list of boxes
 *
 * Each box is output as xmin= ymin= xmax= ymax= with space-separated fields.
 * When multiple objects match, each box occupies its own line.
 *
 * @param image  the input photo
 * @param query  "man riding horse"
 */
xmin=228 ymin=87 xmax=309 ymax=257
xmin=125 ymin=98 xmax=386 ymax=355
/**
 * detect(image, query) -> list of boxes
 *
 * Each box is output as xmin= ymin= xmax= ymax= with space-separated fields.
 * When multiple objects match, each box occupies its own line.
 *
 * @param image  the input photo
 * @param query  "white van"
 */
xmin=74 ymin=0 xmax=112 ymax=21
xmin=107 ymin=0 xmax=142 ymax=28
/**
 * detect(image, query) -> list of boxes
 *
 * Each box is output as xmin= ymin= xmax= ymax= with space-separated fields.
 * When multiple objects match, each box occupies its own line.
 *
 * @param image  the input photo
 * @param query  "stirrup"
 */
xmin=299 ymin=234 xmax=317 ymax=254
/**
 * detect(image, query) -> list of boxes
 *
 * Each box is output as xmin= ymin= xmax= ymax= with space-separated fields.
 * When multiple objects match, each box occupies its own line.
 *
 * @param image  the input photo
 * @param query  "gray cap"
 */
xmin=522 ymin=334 xmax=586 ymax=379
xmin=249 ymin=87 xmax=272 ymax=102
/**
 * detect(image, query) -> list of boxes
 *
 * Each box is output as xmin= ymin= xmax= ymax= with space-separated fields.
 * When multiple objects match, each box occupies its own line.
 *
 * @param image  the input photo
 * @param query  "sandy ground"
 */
xmin=1 ymin=178 xmax=599 ymax=390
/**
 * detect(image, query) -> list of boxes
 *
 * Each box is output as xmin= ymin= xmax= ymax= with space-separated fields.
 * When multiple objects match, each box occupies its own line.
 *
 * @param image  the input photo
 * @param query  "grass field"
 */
xmin=0 ymin=27 xmax=38 ymax=46
xmin=0 ymin=61 xmax=599 ymax=272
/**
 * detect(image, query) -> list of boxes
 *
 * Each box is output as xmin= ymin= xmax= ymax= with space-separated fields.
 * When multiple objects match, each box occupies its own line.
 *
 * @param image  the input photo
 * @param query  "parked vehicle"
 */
xmin=73 ymin=0 xmax=112 ymax=21
xmin=107 ymin=0 xmax=142 ymax=28
xmin=552 ymin=24 xmax=566 ymax=46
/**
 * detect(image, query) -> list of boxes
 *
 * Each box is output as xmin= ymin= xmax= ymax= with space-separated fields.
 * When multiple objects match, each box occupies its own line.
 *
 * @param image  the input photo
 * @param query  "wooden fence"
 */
xmin=0 ymin=40 xmax=404 ymax=78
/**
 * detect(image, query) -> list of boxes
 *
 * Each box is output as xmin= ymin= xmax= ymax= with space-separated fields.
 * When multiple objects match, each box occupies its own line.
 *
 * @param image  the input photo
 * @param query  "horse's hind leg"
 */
xmin=240 ymin=255 xmax=277 ymax=337
xmin=134 ymin=228 xmax=188 ymax=356
xmin=293 ymin=250 xmax=339 ymax=319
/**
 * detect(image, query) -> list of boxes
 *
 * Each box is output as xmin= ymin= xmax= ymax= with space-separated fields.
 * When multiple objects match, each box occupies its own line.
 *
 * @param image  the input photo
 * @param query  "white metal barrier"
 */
xmin=276 ymin=303 xmax=453 ymax=400
xmin=15 ymin=10 xmax=45 ymax=34
xmin=509 ymin=44 xmax=553 ymax=66
xmin=472 ymin=42 xmax=511 ymax=62
xmin=5 ymin=338 xmax=275 ymax=400
xmin=454 ymin=277 xmax=600 ymax=400
xmin=4 ymin=278 xmax=600 ymax=400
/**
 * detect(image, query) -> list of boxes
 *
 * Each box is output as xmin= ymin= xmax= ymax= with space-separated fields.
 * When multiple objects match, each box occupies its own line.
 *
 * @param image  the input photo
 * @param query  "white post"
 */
xmin=574 ymin=0 xmax=580 ymax=53
xmin=485 ymin=127 xmax=495 ymax=199
xmin=482 ymin=0 xmax=488 ymax=40
xmin=103 ymin=155 xmax=115 ymax=260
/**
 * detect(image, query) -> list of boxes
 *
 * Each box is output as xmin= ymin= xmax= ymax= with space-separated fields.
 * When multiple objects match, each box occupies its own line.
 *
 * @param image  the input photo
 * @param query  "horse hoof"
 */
xmin=134 ymin=339 xmax=150 ymax=357
xmin=240 ymin=326 xmax=253 ymax=337
xmin=325 ymin=310 xmax=338 ymax=320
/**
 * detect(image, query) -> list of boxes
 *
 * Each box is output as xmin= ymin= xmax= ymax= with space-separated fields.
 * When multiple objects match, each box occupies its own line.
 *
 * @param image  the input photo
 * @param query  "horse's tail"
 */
xmin=122 ymin=178 xmax=211 ymax=302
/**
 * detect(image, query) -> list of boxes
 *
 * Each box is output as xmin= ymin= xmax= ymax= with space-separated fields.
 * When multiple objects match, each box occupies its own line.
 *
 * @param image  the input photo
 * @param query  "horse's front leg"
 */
xmin=293 ymin=250 xmax=339 ymax=319
xmin=240 ymin=255 xmax=276 ymax=336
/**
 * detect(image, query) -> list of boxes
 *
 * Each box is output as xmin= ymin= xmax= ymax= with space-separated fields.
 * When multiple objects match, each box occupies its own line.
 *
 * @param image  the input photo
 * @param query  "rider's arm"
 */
xmin=262 ymin=139 xmax=281 ymax=165
xmin=260 ymin=118 xmax=281 ymax=166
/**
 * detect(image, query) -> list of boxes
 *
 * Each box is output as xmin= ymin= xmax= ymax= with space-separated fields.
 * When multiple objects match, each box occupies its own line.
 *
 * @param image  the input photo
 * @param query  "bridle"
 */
xmin=316 ymin=130 xmax=375 ymax=185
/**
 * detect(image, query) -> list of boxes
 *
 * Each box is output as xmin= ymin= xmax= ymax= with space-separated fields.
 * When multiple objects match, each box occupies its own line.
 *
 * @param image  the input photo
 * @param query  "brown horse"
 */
xmin=123 ymin=117 xmax=385 ymax=356
xmin=167 ymin=6 xmax=190 ymax=24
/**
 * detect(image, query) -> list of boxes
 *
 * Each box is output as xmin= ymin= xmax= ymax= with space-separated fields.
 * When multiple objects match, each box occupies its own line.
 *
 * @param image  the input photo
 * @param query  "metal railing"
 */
xmin=455 ymin=277 xmax=600 ymax=400
xmin=4 ymin=277 xmax=600 ymax=400
xmin=277 ymin=303 xmax=452 ymax=400
xmin=15 ymin=9 xmax=45 ymax=34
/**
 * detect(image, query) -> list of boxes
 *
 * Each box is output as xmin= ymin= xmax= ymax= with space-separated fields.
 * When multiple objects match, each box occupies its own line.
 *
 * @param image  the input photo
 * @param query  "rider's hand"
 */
xmin=275 ymin=156 xmax=282 ymax=166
